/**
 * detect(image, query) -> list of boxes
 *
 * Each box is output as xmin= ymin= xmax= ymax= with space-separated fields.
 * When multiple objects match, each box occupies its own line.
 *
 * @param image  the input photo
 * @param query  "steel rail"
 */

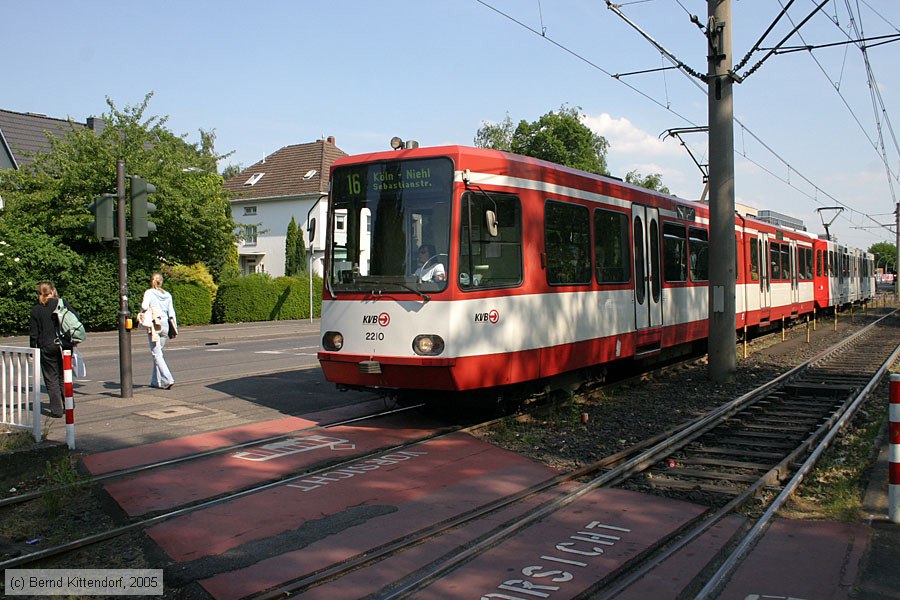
xmin=379 ymin=311 xmax=898 ymax=599
xmin=0 ymin=401 xmax=420 ymax=509
xmin=695 ymin=340 xmax=900 ymax=599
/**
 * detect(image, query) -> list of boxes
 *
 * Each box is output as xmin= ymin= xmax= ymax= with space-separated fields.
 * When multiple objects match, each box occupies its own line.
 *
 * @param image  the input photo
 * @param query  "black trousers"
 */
xmin=40 ymin=346 xmax=65 ymax=415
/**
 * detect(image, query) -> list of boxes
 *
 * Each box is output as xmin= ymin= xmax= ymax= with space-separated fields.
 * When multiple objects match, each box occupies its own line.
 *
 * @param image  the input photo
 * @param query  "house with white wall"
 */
xmin=224 ymin=137 xmax=347 ymax=277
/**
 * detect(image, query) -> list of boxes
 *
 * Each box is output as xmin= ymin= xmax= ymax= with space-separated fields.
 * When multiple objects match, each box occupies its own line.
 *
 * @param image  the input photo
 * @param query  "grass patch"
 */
xmin=0 ymin=428 xmax=35 ymax=452
xmin=41 ymin=456 xmax=84 ymax=514
xmin=784 ymin=385 xmax=888 ymax=521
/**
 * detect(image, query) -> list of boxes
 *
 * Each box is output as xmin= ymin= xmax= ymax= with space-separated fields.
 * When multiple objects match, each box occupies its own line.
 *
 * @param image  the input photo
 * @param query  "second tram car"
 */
xmin=317 ymin=145 xmax=874 ymax=394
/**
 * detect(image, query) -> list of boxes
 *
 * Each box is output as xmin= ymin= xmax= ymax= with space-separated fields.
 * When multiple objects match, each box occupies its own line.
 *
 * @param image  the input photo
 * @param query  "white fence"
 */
xmin=0 ymin=346 xmax=42 ymax=442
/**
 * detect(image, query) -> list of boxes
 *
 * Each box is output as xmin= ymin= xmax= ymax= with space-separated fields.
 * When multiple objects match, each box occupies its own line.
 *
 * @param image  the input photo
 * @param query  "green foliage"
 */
xmin=625 ymin=170 xmax=670 ymax=194
xmin=285 ymin=218 xmax=309 ymax=276
xmin=168 ymin=281 xmax=212 ymax=326
xmin=296 ymin=227 xmax=307 ymax=273
xmin=0 ymin=224 xmax=83 ymax=333
xmin=212 ymin=273 xmax=322 ymax=323
xmin=285 ymin=217 xmax=299 ymax=276
xmin=474 ymin=112 xmax=514 ymax=152
xmin=163 ymin=263 xmax=217 ymax=299
xmin=0 ymin=93 xmax=237 ymax=332
xmin=868 ymin=242 xmax=897 ymax=271
xmin=41 ymin=457 xmax=82 ymax=514
xmin=220 ymin=245 xmax=242 ymax=282
xmin=477 ymin=106 xmax=610 ymax=176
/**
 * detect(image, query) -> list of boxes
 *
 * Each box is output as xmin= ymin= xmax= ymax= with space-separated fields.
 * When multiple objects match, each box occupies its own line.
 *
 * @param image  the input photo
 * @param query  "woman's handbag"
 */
xmin=168 ymin=318 xmax=178 ymax=339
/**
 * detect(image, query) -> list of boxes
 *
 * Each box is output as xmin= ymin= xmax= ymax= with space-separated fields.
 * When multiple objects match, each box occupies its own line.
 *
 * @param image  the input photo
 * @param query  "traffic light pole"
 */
xmin=707 ymin=0 xmax=737 ymax=383
xmin=117 ymin=160 xmax=133 ymax=398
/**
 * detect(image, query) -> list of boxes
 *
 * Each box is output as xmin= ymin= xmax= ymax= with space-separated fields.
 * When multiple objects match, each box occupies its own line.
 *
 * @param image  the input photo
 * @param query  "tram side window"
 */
xmin=545 ymin=201 xmax=591 ymax=285
xmin=781 ymin=244 xmax=792 ymax=281
xmin=594 ymin=209 xmax=630 ymax=284
xmin=663 ymin=223 xmax=688 ymax=282
xmin=769 ymin=242 xmax=781 ymax=280
xmin=688 ymin=227 xmax=709 ymax=282
xmin=458 ymin=191 xmax=523 ymax=289
xmin=816 ymin=249 xmax=822 ymax=277
xmin=803 ymin=247 xmax=813 ymax=280
xmin=749 ymin=236 xmax=759 ymax=281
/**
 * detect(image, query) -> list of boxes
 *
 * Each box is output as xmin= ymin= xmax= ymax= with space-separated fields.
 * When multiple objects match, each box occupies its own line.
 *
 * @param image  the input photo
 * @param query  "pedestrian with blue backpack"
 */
xmin=28 ymin=281 xmax=67 ymax=417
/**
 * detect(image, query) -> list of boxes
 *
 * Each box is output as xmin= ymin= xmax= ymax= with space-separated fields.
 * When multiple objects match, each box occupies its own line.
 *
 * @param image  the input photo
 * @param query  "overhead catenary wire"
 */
xmin=474 ymin=0 xmax=894 ymax=242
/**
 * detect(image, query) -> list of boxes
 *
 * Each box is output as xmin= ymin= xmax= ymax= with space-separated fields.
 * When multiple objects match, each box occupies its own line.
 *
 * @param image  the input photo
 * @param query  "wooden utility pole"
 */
xmin=707 ymin=0 xmax=737 ymax=383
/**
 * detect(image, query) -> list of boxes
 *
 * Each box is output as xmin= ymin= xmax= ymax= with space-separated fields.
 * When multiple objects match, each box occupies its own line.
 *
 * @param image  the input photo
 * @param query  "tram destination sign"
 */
xmin=337 ymin=157 xmax=452 ymax=199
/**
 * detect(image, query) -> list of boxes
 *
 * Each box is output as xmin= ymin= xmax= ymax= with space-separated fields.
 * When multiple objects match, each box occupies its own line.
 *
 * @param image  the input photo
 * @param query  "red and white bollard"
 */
xmin=890 ymin=374 xmax=899 ymax=523
xmin=62 ymin=349 xmax=75 ymax=450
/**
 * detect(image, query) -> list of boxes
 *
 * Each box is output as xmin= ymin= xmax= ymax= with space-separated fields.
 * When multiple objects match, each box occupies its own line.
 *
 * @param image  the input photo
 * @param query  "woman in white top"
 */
xmin=141 ymin=272 xmax=178 ymax=389
xmin=414 ymin=244 xmax=446 ymax=283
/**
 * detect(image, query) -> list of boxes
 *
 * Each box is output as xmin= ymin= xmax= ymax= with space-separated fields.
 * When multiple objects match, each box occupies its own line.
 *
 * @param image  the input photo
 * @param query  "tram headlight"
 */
xmin=323 ymin=331 xmax=344 ymax=351
xmin=412 ymin=334 xmax=445 ymax=356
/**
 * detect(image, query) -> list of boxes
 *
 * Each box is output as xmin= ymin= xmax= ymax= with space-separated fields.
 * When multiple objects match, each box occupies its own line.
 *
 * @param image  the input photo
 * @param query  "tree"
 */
xmin=285 ymin=217 xmax=299 ymax=276
xmin=476 ymin=106 xmax=610 ymax=176
xmin=474 ymin=113 xmax=514 ymax=152
xmin=625 ymin=170 xmax=670 ymax=194
xmin=296 ymin=227 xmax=307 ymax=273
xmin=0 ymin=93 xmax=237 ymax=278
xmin=868 ymin=241 xmax=897 ymax=272
xmin=221 ymin=163 xmax=243 ymax=180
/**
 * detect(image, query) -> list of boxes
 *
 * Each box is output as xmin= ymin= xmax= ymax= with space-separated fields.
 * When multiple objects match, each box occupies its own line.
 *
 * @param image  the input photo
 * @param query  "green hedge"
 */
xmin=169 ymin=282 xmax=212 ymax=326
xmin=212 ymin=273 xmax=322 ymax=323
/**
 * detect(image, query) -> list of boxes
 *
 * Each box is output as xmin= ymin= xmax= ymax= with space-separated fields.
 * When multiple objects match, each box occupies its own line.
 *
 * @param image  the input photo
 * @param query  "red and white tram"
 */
xmin=317 ymin=145 xmax=874 ymax=394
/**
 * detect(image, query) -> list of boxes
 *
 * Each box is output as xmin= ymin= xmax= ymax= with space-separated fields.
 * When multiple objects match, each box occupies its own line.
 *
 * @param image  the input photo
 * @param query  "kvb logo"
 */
xmin=362 ymin=312 xmax=391 ymax=327
xmin=474 ymin=309 xmax=500 ymax=324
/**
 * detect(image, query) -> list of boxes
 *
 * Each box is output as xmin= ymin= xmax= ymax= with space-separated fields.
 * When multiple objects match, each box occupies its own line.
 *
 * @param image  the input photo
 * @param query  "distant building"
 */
xmin=223 ymin=137 xmax=347 ymax=277
xmin=0 ymin=108 xmax=103 ymax=209
xmin=756 ymin=209 xmax=806 ymax=231
xmin=0 ymin=108 xmax=103 ymax=170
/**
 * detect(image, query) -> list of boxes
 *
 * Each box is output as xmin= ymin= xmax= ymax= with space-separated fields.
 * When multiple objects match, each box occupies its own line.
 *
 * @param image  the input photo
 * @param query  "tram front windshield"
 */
xmin=328 ymin=157 xmax=453 ymax=294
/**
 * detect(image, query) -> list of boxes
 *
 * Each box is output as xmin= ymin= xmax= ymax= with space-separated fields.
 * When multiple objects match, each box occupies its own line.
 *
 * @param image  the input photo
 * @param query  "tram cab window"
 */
xmin=688 ymin=227 xmax=709 ymax=282
xmin=594 ymin=209 xmax=631 ymax=284
xmin=545 ymin=200 xmax=591 ymax=285
xmin=458 ymin=191 xmax=522 ymax=290
xmin=663 ymin=223 xmax=688 ymax=282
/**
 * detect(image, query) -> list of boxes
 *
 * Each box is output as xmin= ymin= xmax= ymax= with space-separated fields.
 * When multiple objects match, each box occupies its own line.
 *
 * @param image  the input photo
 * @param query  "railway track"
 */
xmin=255 ymin=311 xmax=898 ymax=599
xmin=1 ymin=310 xmax=894 ymax=598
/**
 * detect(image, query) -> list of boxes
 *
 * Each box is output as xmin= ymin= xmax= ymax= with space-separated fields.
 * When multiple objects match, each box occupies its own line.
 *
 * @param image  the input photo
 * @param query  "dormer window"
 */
xmin=244 ymin=173 xmax=265 ymax=186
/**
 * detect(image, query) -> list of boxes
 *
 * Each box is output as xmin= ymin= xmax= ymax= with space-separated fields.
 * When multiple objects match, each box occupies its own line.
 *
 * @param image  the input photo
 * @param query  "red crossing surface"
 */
xmin=81 ymin=416 xmax=317 ymax=475
xmin=90 ymin=419 xmax=441 ymax=516
xmin=719 ymin=518 xmax=868 ymax=600
xmin=166 ymin=432 xmax=560 ymax=599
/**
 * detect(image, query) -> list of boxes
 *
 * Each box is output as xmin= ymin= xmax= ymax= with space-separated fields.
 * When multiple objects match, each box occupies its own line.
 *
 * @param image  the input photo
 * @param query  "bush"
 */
xmin=212 ymin=273 xmax=322 ymax=323
xmin=168 ymin=281 xmax=212 ymax=326
xmin=163 ymin=263 xmax=217 ymax=300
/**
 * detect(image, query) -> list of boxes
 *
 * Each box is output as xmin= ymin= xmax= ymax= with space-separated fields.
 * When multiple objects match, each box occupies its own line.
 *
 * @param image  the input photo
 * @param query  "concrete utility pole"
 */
xmin=707 ymin=0 xmax=737 ymax=383
xmin=895 ymin=202 xmax=899 ymax=302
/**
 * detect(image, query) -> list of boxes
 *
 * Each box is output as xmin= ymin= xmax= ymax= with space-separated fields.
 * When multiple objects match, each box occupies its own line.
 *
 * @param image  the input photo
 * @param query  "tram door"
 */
xmin=758 ymin=234 xmax=771 ymax=318
xmin=631 ymin=205 xmax=662 ymax=330
xmin=790 ymin=240 xmax=800 ymax=305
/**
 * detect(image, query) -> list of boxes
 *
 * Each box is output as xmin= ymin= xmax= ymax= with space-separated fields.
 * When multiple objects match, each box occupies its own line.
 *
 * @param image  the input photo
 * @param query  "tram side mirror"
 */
xmin=485 ymin=210 xmax=499 ymax=237
xmin=308 ymin=218 xmax=317 ymax=244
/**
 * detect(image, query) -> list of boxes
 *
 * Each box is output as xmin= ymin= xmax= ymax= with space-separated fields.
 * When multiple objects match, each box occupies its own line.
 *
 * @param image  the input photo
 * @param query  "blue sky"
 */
xmin=4 ymin=1 xmax=899 ymax=251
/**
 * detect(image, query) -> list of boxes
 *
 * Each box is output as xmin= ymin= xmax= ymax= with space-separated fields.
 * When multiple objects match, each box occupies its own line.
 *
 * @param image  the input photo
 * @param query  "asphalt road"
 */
xmin=2 ymin=319 xmax=379 ymax=453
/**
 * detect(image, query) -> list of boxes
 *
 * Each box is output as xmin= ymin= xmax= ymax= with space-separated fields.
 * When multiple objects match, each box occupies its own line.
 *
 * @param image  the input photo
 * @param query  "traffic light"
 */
xmin=88 ymin=193 xmax=116 ymax=241
xmin=130 ymin=176 xmax=157 ymax=239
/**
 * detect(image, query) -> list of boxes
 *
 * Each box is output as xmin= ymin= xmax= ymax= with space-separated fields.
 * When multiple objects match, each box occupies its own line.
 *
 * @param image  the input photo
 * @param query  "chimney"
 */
xmin=327 ymin=136 xmax=335 ymax=145
xmin=86 ymin=117 xmax=105 ymax=135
